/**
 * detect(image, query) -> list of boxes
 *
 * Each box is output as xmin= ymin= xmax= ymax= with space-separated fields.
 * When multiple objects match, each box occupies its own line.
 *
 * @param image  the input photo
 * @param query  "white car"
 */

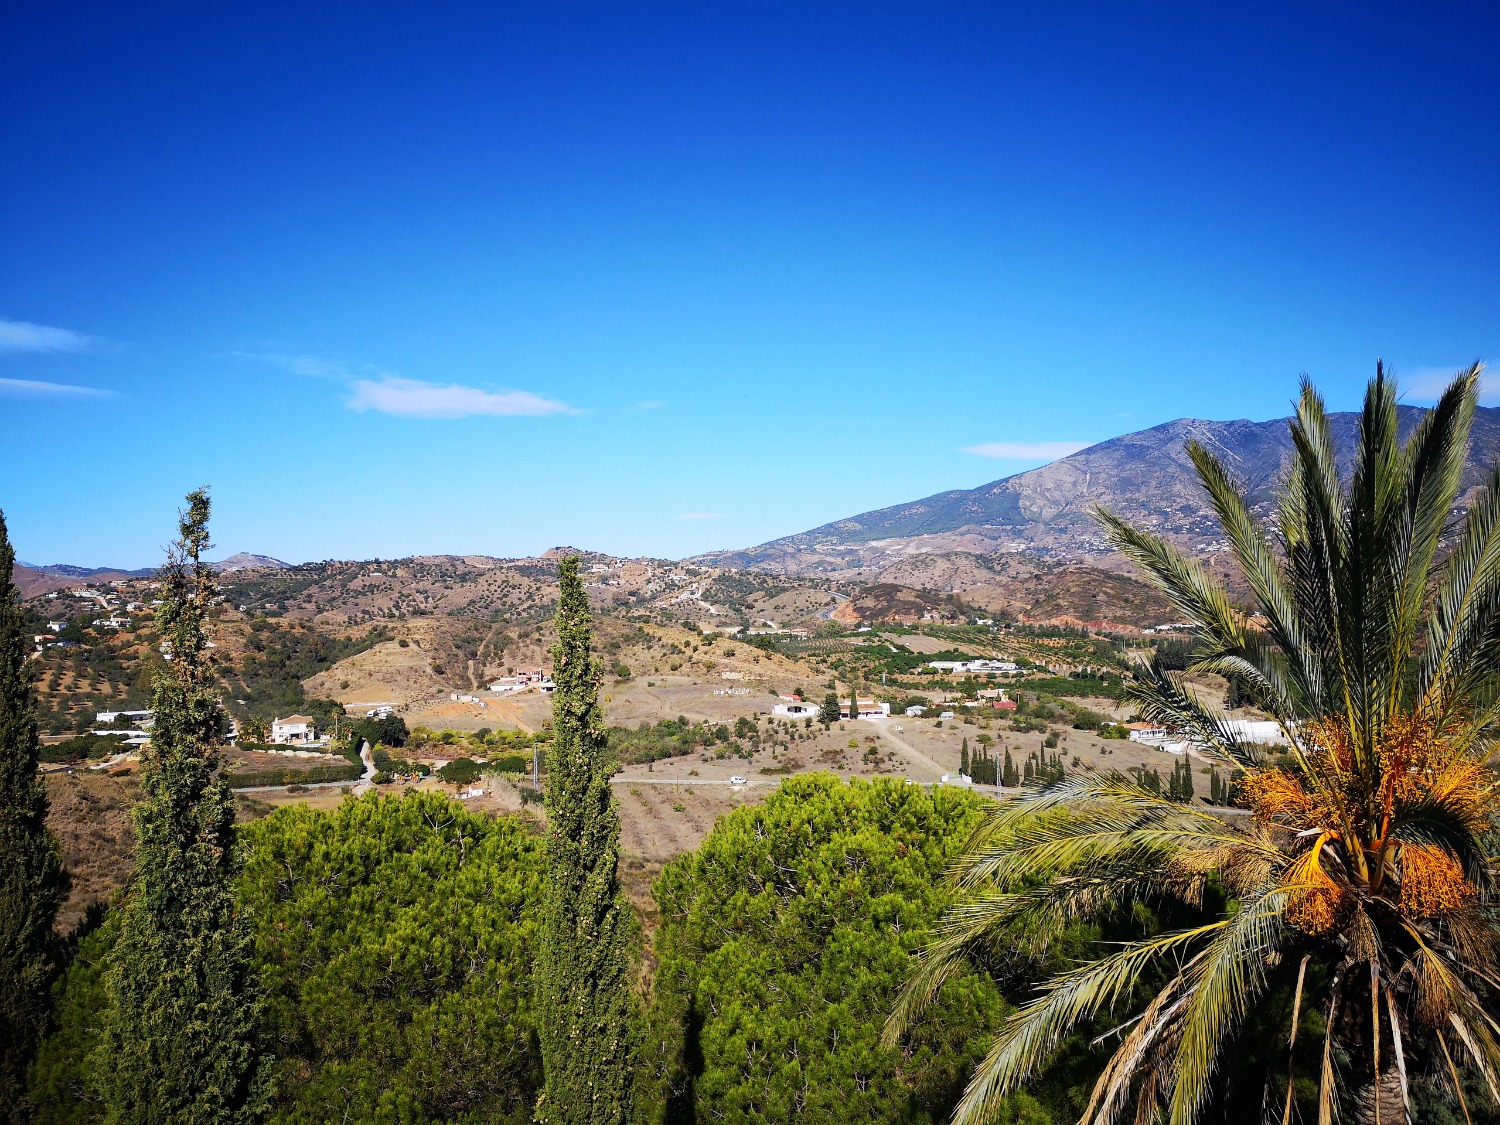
xmin=729 ymin=775 xmax=748 ymax=786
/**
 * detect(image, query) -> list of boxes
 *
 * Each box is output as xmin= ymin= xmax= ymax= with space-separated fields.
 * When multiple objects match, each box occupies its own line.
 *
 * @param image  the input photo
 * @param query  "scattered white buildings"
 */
xmin=1127 ymin=719 xmax=1288 ymax=756
xmin=927 ymin=659 xmax=1020 ymax=675
xmin=488 ymin=671 xmax=555 ymax=694
xmin=271 ymin=715 xmax=317 ymax=745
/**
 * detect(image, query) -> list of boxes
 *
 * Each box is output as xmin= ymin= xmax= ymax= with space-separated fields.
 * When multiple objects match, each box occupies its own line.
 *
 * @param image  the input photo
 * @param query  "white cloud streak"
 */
xmin=677 ymin=512 xmax=727 ymax=520
xmin=242 ymin=351 xmax=579 ymax=419
xmin=0 ymin=376 xmax=115 ymax=398
xmin=346 ymin=376 xmax=577 ymax=419
xmin=1403 ymin=364 xmax=1499 ymax=405
xmin=234 ymin=351 xmax=359 ymax=379
xmin=0 ymin=317 xmax=96 ymax=354
xmin=962 ymin=440 xmax=1091 ymax=460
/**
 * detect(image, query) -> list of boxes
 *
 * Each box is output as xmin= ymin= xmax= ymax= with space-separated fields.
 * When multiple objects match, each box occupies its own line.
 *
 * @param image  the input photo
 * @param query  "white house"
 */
xmin=271 ymin=715 xmax=317 ymax=745
xmin=904 ymin=704 xmax=928 ymax=717
xmin=772 ymin=701 xmax=820 ymax=718
xmin=96 ymin=709 xmax=153 ymax=727
xmin=840 ymin=698 xmax=891 ymax=720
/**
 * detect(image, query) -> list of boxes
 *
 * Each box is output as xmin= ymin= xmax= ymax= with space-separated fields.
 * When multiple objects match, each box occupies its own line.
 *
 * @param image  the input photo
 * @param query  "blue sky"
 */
xmin=3 ymin=2 xmax=1497 ymax=567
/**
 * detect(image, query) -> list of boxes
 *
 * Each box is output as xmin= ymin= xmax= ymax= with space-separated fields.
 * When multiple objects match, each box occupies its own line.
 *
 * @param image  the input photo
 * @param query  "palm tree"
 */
xmin=887 ymin=364 xmax=1500 ymax=1124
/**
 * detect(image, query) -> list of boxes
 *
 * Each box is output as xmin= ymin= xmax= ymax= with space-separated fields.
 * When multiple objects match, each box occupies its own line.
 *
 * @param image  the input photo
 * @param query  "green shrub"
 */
xmin=437 ymin=757 xmax=481 ymax=786
xmin=226 ymin=762 xmax=362 ymax=788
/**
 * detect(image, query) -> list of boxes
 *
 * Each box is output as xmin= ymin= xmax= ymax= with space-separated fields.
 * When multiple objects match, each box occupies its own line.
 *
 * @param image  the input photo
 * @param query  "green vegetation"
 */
xmin=241 ymin=793 xmax=544 ymax=1123
xmin=92 ymin=491 xmax=271 ymax=1123
xmin=535 ymin=557 xmax=635 ymax=1125
xmin=639 ymin=775 xmax=1036 ymax=1124
xmin=607 ymin=717 xmax=716 ymax=765
xmin=0 ymin=507 xmax=68 ymax=1124
xmin=219 ymin=617 xmax=390 ymax=723
xmin=896 ymin=367 xmax=1500 ymax=1123
xmin=346 ymin=710 xmax=408 ymax=750
xmin=436 ymin=756 xmax=481 ymax=786
xmin=225 ymin=762 xmax=362 ymax=789
xmin=36 ymin=733 xmax=129 ymax=763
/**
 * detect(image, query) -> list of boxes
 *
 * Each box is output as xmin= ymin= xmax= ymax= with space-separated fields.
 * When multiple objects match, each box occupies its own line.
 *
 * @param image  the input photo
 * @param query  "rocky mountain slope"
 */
xmin=703 ymin=404 xmax=1500 ymax=574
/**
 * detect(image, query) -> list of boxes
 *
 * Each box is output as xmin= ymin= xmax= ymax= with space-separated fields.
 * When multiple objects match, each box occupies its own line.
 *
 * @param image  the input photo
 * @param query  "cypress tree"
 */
xmin=93 ymin=490 xmax=270 ymax=1124
xmin=535 ymin=556 xmax=634 ymax=1125
xmin=0 ymin=508 xmax=67 ymax=1123
xmin=959 ymin=738 xmax=969 ymax=776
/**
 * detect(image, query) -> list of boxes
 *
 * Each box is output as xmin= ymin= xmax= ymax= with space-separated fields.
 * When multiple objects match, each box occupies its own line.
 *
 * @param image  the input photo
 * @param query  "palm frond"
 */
xmin=1167 ymin=888 xmax=1290 ymax=1125
xmin=948 ymin=922 xmax=1231 ymax=1125
xmin=1186 ymin=440 xmax=1318 ymax=711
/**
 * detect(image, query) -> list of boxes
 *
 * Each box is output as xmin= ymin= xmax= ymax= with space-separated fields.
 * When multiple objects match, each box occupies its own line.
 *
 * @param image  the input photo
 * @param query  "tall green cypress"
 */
xmin=959 ymin=738 xmax=969 ymax=776
xmin=535 ymin=556 xmax=634 ymax=1125
xmin=0 ymin=508 xmax=67 ymax=1124
xmin=93 ymin=490 xmax=269 ymax=1124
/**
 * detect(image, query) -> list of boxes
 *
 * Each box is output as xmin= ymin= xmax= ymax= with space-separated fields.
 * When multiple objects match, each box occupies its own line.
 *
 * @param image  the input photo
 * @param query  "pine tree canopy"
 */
xmin=0 ymin=506 xmax=67 ymax=1125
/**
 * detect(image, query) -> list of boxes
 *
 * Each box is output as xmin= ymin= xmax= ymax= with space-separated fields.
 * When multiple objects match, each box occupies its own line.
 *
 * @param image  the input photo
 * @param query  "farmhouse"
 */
xmin=271 ymin=715 xmax=317 ymax=744
xmin=840 ymin=698 xmax=891 ymax=720
xmin=772 ymin=701 xmax=820 ymax=718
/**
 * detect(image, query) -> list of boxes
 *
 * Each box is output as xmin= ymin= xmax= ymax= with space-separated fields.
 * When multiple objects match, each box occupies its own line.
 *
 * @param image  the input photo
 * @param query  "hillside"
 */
xmin=701 ymin=403 xmax=1500 ymax=574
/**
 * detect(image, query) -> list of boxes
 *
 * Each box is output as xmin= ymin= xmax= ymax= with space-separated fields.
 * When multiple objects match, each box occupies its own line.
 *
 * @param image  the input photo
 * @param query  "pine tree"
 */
xmin=819 ymin=691 xmax=841 ymax=727
xmin=535 ymin=556 xmax=634 ymax=1125
xmin=959 ymin=738 xmax=970 ymax=776
xmin=93 ymin=490 xmax=269 ymax=1124
xmin=0 ymin=507 xmax=67 ymax=1124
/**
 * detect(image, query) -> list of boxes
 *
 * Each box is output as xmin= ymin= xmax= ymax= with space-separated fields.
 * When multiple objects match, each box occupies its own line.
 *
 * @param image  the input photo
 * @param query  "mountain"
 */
xmin=12 ymin=562 xmax=157 ymax=598
xmin=702 ymin=405 xmax=1500 ymax=575
xmin=18 ymin=562 xmax=157 ymax=579
xmin=212 ymin=552 xmax=291 ymax=572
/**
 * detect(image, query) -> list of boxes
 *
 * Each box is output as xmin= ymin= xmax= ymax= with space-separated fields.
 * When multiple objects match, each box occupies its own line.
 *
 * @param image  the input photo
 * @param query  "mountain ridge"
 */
xmin=697 ymin=404 xmax=1500 ymax=575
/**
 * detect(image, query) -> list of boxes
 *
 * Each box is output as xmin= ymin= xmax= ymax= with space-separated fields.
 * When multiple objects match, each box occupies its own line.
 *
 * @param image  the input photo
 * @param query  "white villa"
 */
xmin=271 ymin=715 xmax=317 ymax=744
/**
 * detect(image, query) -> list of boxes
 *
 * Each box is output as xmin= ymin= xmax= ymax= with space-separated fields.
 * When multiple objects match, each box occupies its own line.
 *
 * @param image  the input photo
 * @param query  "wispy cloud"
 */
xmin=633 ymin=400 xmax=665 ymax=410
xmin=347 ymin=376 xmax=577 ymax=419
xmin=1403 ymin=363 xmax=1498 ymax=405
xmin=962 ymin=440 xmax=1090 ymax=460
xmin=239 ymin=351 xmax=580 ymax=419
xmin=677 ymin=512 xmax=727 ymax=520
xmin=0 ymin=317 xmax=97 ymax=354
xmin=234 ymin=351 xmax=363 ymax=379
xmin=0 ymin=376 xmax=115 ymax=398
